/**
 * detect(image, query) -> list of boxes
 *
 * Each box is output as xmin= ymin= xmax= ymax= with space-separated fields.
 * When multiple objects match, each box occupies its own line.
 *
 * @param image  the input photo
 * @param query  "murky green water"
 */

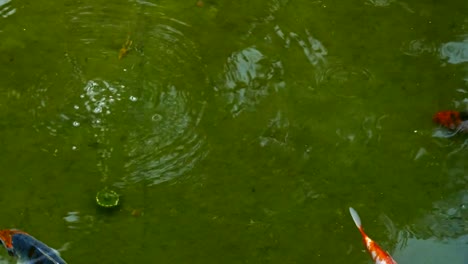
xmin=0 ymin=0 xmax=467 ymax=263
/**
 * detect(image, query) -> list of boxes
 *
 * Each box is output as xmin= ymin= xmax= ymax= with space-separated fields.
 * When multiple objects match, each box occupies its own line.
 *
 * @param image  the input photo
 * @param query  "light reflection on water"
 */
xmin=440 ymin=37 xmax=468 ymax=65
xmin=274 ymin=27 xmax=328 ymax=85
xmin=217 ymin=28 xmax=331 ymax=117
xmin=0 ymin=0 xmax=15 ymax=18
xmin=219 ymin=46 xmax=284 ymax=116
xmin=394 ymin=190 xmax=468 ymax=263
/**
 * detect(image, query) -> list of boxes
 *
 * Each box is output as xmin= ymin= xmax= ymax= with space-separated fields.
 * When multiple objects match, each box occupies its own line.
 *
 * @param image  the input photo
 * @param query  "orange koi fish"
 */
xmin=118 ymin=35 xmax=133 ymax=60
xmin=432 ymin=110 xmax=468 ymax=130
xmin=433 ymin=110 xmax=468 ymax=135
xmin=349 ymin=207 xmax=397 ymax=264
xmin=0 ymin=229 xmax=66 ymax=263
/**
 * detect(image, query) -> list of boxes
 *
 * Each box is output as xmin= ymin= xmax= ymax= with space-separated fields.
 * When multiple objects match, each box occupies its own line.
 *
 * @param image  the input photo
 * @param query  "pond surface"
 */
xmin=0 ymin=0 xmax=467 ymax=263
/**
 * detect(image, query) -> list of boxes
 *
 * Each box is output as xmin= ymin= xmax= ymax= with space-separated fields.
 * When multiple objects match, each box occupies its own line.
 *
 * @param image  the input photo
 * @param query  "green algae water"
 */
xmin=0 ymin=0 xmax=467 ymax=263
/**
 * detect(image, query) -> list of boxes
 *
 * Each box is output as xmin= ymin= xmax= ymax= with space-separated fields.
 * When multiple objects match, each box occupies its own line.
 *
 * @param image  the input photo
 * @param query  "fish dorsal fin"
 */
xmin=349 ymin=207 xmax=362 ymax=228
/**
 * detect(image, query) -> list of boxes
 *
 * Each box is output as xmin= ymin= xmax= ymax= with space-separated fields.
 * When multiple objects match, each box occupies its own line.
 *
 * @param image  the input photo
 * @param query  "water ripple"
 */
xmin=38 ymin=2 xmax=209 ymax=187
xmin=401 ymin=38 xmax=437 ymax=57
xmin=259 ymin=110 xmax=291 ymax=150
xmin=274 ymin=27 xmax=328 ymax=68
xmin=119 ymin=87 xmax=208 ymax=186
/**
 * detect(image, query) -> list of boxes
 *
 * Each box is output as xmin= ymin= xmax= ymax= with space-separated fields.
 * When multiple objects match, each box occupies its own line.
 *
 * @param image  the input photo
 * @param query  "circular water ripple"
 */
xmin=401 ymin=39 xmax=437 ymax=57
xmin=39 ymin=2 xmax=208 ymax=186
xmin=119 ymin=87 xmax=207 ymax=186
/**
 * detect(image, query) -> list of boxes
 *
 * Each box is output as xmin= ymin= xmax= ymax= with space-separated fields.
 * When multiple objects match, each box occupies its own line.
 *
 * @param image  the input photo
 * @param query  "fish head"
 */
xmin=0 ymin=230 xmax=15 ymax=251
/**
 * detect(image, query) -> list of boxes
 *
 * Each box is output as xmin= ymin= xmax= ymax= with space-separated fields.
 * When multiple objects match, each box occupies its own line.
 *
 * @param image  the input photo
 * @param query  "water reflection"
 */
xmin=366 ymin=0 xmax=395 ymax=7
xmin=440 ymin=37 xmax=468 ymax=64
xmin=395 ymin=190 xmax=468 ymax=263
xmin=219 ymin=46 xmax=284 ymax=116
xmin=0 ymin=0 xmax=15 ymax=18
xmin=366 ymin=0 xmax=414 ymax=12
xmin=259 ymin=110 xmax=290 ymax=149
xmin=218 ymin=27 xmax=330 ymax=117
xmin=335 ymin=114 xmax=387 ymax=145
xmin=274 ymin=27 xmax=328 ymax=72
xmin=63 ymin=211 xmax=95 ymax=231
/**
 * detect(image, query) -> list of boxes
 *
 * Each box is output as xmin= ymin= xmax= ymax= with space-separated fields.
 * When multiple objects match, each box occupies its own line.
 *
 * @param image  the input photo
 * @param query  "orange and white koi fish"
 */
xmin=433 ymin=110 xmax=468 ymax=136
xmin=349 ymin=207 xmax=397 ymax=264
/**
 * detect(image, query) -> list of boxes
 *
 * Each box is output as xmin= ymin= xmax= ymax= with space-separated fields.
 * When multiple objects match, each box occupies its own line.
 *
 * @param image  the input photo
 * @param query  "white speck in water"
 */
xmin=413 ymin=130 xmax=418 ymax=133
xmin=72 ymin=146 xmax=77 ymax=150
xmin=73 ymin=121 xmax=80 ymax=127
xmin=129 ymin=96 xmax=137 ymax=102
xmin=74 ymin=105 xmax=80 ymax=110
xmin=64 ymin=212 xmax=80 ymax=223
xmin=93 ymin=106 xmax=102 ymax=114
xmin=123 ymin=68 xmax=127 ymax=72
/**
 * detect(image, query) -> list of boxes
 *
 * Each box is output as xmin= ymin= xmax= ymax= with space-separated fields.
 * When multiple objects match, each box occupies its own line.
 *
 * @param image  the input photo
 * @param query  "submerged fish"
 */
xmin=433 ymin=110 xmax=468 ymax=136
xmin=0 ymin=229 xmax=66 ymax=264
xmin=349 ymin=207 xmax=397 ymax=264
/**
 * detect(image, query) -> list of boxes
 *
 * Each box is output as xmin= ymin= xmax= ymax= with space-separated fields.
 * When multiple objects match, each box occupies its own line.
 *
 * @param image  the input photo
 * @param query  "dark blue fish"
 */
xmin=0 ymin=229 xmax=66 ymax=264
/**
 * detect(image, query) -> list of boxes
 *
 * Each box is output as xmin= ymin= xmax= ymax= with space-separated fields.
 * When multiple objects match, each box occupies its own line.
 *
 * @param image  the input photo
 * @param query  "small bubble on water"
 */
xmin=129 ymin=96 xmax=137 ymax=102
xmin=72 ymin=146 xmax=77 ymax=150
xmin=73 ymin=121 xmax=80 ymax=127
xmin=152 ymin=114 xmax=162 ymax=122
xmin=74 ymin=105 xmax=80 ymax=110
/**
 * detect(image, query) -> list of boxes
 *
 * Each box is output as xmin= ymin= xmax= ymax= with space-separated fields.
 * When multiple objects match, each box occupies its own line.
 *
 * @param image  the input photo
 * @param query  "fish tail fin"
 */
xmin=349 ymin=207 xmax=362 ymax=229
